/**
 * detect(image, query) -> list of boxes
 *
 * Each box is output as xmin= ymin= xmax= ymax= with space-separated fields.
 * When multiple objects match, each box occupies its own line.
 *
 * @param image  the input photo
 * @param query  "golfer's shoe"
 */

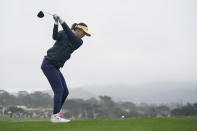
xmin=58 ymin=112 xmax=64 ymax=118
xmin=50 ymin=113 xmax=71 ymax=123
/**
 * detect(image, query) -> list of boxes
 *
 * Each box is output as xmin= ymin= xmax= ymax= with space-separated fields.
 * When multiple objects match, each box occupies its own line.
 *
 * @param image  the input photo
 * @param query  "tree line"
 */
xmin=0 ymin=90 xmax=196 ymax=119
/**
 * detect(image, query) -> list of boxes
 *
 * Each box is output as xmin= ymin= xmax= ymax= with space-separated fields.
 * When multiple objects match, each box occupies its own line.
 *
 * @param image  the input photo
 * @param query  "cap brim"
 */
xmin=85 ymin=32 xmax=91 ymax=37
xmin=78 ymin=26 xmax=91 ymax=37
xmin=81 ymin=29 xmax=91 ymax=37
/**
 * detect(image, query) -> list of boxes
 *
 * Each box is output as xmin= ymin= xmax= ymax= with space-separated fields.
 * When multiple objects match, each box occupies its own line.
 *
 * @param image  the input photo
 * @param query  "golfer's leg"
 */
xmin=59 ymin=71 xmax=69 ymax=110
xmin=42 ymin=67 xmax=64 ymax=114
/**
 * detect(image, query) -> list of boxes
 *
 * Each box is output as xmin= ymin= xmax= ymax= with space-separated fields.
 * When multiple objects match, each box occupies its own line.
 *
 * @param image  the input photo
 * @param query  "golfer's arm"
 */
xmin=52 ymin=23 xmax=59 ymax=40
xmin=61 ymin=22 xmax=81 ymax=43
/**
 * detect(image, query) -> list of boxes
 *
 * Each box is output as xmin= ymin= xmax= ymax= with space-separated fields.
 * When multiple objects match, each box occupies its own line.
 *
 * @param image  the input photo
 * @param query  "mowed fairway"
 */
xmin=0 ymin=117 xmax=197 ymax=131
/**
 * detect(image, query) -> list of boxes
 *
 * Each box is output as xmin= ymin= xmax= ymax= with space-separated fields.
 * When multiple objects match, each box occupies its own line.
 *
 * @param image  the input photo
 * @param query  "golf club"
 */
xmin=37 ymin=11 xmax=53 ymax=18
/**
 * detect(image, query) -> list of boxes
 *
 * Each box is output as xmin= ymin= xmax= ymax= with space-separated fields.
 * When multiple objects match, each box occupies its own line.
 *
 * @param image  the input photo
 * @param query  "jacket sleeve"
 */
xmin=60 ymin=22 xmax=82 ymax=44
xmin=52 ymin=24 xmax=61 ymax=40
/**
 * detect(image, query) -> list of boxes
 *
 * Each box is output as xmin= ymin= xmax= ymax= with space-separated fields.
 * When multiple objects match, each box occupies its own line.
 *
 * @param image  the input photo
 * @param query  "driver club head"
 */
xmin=37 ymin=11 xmax=44 ymax=18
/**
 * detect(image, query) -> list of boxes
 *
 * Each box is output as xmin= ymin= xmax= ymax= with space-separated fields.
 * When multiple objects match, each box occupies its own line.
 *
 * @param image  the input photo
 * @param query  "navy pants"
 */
xmin=41 ymin=58 xmax=69 ymax=114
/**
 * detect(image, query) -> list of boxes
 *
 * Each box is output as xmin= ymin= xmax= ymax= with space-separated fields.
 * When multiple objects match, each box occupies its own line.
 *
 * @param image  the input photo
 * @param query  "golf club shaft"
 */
xmin=43 ymin=11 xmax=53 ymax=16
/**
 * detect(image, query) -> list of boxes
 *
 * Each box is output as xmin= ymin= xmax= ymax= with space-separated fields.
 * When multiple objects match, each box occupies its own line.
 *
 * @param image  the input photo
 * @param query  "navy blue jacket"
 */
xmin=44 ymin=22 xmax=83 ymax=69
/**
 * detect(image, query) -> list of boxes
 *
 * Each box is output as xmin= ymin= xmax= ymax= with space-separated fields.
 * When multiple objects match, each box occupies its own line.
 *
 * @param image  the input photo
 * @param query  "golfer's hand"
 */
xmin=53 ymin=14 xmax=58 ymax=23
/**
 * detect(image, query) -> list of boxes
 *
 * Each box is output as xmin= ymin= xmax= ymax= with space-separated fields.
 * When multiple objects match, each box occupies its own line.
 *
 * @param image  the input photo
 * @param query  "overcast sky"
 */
xmin=0 ymin=0 xmax=197 ymax=92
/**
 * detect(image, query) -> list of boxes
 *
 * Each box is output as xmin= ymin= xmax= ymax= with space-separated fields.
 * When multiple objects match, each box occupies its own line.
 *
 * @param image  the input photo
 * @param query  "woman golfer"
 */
xmin=41 ymin=14 xmax=91 ymax=123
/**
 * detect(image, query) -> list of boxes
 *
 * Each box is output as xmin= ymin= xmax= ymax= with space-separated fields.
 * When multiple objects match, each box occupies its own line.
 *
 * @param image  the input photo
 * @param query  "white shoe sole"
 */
xmin=50 ymin=119 xmax=71 ymax=123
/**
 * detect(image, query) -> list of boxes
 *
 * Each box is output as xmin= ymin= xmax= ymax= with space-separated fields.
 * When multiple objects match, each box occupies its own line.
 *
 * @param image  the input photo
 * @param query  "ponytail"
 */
xmin=71 ymin=23 xmax=78 ymax=30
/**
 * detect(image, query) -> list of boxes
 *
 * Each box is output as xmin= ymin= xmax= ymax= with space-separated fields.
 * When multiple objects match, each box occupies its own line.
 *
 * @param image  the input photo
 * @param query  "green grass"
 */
xmin=0 ymin=117 xmax=197 ymax=131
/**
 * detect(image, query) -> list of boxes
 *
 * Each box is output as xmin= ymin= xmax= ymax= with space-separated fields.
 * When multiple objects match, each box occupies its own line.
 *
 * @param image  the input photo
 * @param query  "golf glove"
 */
xmin=55 ymin=15 xmax=64 ymax=24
